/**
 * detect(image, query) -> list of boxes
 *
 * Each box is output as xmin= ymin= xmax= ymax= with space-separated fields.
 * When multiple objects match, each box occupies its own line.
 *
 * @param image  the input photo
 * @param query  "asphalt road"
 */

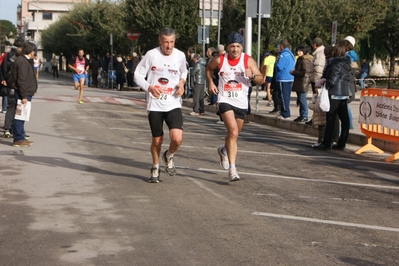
xmin=1 ymin=73 xmax=399 ymax=266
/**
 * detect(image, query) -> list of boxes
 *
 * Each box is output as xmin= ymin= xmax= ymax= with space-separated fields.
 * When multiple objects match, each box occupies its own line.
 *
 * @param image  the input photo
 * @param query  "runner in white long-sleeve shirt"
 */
xmin=134 ymin=27 xmax=187 ymax=183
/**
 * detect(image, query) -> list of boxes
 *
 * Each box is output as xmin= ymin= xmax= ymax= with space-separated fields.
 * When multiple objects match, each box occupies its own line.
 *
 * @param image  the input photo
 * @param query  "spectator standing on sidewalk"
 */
xmin=310 ymin=37 xmax=326 ymax=94
xmin=206 ymin=32 xmax=264 ymax=182
xmin=68 ymin=49 xmax=90 ymax=104
xmin=358 ymin=58 xmax=369 ymax=90
xmin=308 ymin=45 xmax=332 ymax=147
xmin=306 ymin=37 xmax=326 ymax=126
xmin=343 ymin=36 xmax=358 ymax=130
xmin=51 ymin=55 xmax=59 ymax=78
xmin=313 ymin=41 xmax=351 ymax=150
xmin=90 ymin=55 xmax=101 ymax=88
xmin=275 ymin=39 xmax=295 ymax=119
xmin=290 ymin=46 xmax=312 ymax=122
xmin=262 ymin=51 xmax=276 ymax=106
xmin=190 ymin=53 xmax=207 ymax=116
xmin=1 ymin=39 xmax=25 ymax=138
xmin=115 ymin=54 xmax=126 ymax=91
xmin=9 ymin=42 xmax=38 ymax=147
xmin=134 ymin=27 xmax=187 ymax=183
xmin=186 ymin=48 xmax=195 ymax=98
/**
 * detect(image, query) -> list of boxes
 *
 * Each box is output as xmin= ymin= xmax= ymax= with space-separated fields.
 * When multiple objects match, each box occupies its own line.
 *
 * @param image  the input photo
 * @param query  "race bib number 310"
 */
xmin=223 ymin=82 xmax=243 ymax=98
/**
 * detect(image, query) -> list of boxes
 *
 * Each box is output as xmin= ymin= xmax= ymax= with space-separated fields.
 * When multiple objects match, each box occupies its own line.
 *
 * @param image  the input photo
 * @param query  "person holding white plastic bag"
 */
xmin=313 ymin=41 xmax=351 ymax=150
xmin=308 ymin=46 xmax=332 ymax=147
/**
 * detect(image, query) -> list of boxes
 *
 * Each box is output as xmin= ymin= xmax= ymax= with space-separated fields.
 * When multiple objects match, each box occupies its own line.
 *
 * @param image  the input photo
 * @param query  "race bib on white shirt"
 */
xmin=223 ymin=80 xmax=243 ymax=98
xmin=151 ymin=78 xmax=174 ymax=100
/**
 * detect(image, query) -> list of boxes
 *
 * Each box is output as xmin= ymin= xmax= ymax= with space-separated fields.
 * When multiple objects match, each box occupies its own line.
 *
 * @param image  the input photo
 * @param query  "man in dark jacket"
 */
xmin=10 ymin=42 xmax=38 ymax=147
xmin=190 ymin=54 xmax=207 ymax=115
xmin=1 ymin=38 xmax=25 ymax=138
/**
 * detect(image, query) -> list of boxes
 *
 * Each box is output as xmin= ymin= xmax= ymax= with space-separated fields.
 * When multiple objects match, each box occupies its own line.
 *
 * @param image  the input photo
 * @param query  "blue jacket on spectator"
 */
xmin=275 ymin=48 xmax=295 ymax=82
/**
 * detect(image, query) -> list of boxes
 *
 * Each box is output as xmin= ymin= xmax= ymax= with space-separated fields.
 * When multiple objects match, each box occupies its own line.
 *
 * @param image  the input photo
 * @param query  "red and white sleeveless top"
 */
xmin=217 ymin=53 xmax=251 ymax=109
xmin=74 ymin=57 xmax=86 ymax=74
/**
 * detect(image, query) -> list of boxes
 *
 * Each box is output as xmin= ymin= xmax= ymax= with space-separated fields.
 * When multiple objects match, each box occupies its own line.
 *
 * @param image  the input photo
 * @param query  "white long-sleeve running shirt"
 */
xmin=134 ymin=47 xmax=187 ymax=112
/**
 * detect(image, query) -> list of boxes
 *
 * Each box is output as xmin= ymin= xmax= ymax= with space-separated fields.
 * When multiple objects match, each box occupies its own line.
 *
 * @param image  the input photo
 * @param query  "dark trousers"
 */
xmin=52 ymin=66 xmax=59 ymax=78
xmin=271 ymin=84 xmax=282 ymax=111
xmin=12 ymin=92 xmax=32 ymax=142
xmin=4 ymin=93 xmax=16 ymax=130
xmin=192 ymin=83 xmax=205 ymax=113
xmin=92 ymin=73 xmax=98 ymax=87
xmin=278 ymin=81 xmax=293 ymax=118
xmin=127 ymin=72 xmax=133 ymax=87
xmin=322 ymin=98 xmax=350 ymax=147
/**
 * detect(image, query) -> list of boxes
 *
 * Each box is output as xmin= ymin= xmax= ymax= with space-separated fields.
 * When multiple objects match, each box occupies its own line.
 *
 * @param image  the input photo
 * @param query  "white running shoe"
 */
xmin=229 ymin=168 xmax=240 ymax=182
xmin=217 ymin=146 xmax=229 ymax=170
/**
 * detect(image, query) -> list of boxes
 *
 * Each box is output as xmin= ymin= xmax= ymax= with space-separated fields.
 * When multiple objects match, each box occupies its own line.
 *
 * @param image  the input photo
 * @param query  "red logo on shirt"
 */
xmin=158 ymin=77 xmax=169 ymax=85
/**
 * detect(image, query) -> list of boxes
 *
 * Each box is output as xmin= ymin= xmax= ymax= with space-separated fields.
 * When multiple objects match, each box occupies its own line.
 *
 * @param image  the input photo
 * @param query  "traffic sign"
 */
xmin=331 ymin=21 xmax=337 ymax=45
xmin=127 ymin=32 xmax=140 ymax=41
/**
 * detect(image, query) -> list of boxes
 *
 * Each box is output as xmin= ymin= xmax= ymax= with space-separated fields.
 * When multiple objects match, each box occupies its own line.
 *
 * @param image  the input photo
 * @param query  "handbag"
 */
xmin=315 ymin=84 xmax=330 ymax=112
xmin=0 ymin=86 xmax=9 ymax=97
xmin=123 ymin=64 xmax=128 ymax=74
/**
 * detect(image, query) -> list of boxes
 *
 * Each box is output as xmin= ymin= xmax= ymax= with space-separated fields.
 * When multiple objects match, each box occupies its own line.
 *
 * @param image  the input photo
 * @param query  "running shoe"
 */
xmin=24 ymin=133 xmax=30 ymax=139
xmin=78 ymin=99 xmax=83 ymax=104
xmin=217 ymin=146 xmax=229 ymax=170
xmin=162 ymin=150 xmax=176 ymax=176
xmin=148 ymin=167 xmax=160 ymax=183
xmin=229 ymin=168 xmax=240 ymax=182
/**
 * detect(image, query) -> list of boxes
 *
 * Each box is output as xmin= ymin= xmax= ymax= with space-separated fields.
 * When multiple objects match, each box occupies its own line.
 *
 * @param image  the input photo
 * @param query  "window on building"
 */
xmin=43 ymin=12 xmax=52 ymax=20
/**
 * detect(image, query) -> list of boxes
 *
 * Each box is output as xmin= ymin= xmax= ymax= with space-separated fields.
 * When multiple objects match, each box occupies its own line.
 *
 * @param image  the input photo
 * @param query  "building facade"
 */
xmin=16 ymin=0 xmax=89 ymax=60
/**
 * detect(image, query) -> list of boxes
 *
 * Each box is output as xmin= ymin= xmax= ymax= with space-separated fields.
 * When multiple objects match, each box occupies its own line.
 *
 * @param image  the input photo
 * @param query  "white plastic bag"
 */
xmin=315 ymin=85 xmax=330 ymax=112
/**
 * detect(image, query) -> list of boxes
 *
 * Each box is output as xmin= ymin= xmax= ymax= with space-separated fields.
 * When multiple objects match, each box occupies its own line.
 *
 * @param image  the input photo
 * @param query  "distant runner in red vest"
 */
xmin=68 ymin=49 xmax=89 ymax=104
xmin=206 ymin=32 xmax=264 ymax=182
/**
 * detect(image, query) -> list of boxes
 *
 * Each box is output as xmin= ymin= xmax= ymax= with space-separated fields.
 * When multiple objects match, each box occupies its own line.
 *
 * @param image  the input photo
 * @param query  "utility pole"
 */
xmin=36 ymin=0 xmax=39 ymax=45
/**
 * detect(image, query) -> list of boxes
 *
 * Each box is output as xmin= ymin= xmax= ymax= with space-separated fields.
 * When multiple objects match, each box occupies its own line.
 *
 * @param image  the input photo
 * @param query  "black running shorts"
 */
xmin=218 ymin=103 xmax=247 ymax=120
xmin=148 ymin=108 xmax=183 ymax=137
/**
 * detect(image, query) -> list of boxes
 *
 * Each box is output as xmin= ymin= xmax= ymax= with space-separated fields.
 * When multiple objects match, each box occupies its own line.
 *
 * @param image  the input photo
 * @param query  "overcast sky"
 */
xmin=0 ymin=0 xmax=18 ymax=25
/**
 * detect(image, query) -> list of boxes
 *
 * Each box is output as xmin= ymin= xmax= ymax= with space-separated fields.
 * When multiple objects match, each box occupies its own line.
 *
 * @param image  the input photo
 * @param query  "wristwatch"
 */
xmin=250 ymin=74 xmax=256 ymax=80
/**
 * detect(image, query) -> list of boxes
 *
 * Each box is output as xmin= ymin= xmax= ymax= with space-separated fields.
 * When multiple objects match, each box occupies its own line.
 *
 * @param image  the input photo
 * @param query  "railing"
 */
xmin=355 ymin=88 xmax=399 ymax=162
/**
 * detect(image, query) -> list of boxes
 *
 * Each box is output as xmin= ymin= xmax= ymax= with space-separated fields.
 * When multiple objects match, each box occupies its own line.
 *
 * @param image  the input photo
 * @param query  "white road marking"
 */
xmin=115 ymin=98 xmax=136 ymax=105
xmin=85 ymin=97 xmax=105 ymax=103
xmin=252 ymin=212 xmax=399 ymax=232
xmin=58 ymin=96 xmax=76 ymax=102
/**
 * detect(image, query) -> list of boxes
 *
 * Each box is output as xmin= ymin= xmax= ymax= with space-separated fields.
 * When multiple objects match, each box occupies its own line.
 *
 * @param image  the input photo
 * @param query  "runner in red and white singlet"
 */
xmin=206 ymin=32 xmax=264 ymax=182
